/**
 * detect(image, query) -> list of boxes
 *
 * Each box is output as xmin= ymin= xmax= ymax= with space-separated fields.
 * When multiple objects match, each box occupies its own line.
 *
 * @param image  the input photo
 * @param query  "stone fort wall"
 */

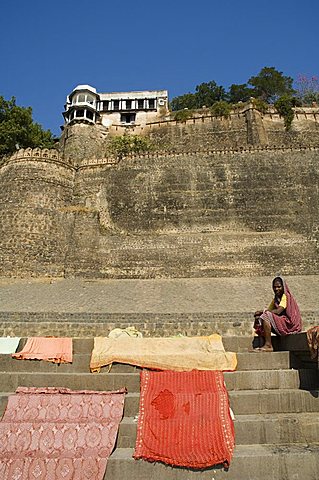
xmin=0 ymin=106 xmax=319 ymax=278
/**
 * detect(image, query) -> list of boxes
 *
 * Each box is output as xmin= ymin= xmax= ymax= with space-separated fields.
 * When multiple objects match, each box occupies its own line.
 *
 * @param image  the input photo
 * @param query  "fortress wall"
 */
xmin=144 ymin=115 xmax=248 ymax=152
xmin=73 ymin=149 xmax=319 ymax=235
xmin=60 ymin=123 xmax=110 ymax=164
xmin=262 ymin=113 xmax=319 ymax=146
xmin=0 ymin=151 xmax=75 ymax=277
xmin=64 ymin=148 xmax=319 ymax=278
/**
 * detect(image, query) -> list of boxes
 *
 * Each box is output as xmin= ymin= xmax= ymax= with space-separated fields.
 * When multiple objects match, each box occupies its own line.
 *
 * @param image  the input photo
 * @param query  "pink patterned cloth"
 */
xmin=0 ymin=387 xmax=126 ymax=480
xmin=12 ymin=337 xmax=73 ymax=364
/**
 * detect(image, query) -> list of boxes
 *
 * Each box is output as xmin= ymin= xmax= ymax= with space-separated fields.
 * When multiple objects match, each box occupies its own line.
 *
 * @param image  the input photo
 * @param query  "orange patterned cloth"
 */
xmin=0 ymin=387 xmax=125 ymax=479
xmin=134 ymin=370 xmax=235 ymax=469
xmin=12 ymin=337 xmax=72 ymax=363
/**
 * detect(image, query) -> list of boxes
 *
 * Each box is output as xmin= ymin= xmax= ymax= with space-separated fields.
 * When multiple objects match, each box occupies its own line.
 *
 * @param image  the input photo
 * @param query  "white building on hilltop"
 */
xmin=63 ymin=84 xmax=169 ymax=127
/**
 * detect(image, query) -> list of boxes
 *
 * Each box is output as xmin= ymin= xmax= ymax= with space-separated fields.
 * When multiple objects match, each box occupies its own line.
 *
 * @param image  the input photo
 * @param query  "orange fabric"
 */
xmin=12 ymin=337 xmax=72 ymax=363
xmin=0 ymin=387 xmax=125 ymax=479
xmin=134 ymin=370 xmax=235 ymax=469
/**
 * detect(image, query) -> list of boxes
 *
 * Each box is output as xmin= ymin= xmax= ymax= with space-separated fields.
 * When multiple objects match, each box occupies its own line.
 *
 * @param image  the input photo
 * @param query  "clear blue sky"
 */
xmin=1 ymin=0 xmax=318 ymax=136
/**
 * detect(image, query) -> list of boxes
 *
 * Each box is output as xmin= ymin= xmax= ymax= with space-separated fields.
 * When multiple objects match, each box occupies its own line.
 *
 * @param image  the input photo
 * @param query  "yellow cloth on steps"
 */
xmin=90 ymin=334 xmax=237 ymax=372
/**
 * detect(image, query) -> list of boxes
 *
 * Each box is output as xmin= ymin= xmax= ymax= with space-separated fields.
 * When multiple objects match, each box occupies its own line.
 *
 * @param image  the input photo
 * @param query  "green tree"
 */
xmin=274 ymin=95 xmax=296 ymax=131
xmin=248 ymin=67 xmax=295 ymax=103
xmin=195 ymin=81 xmax=226 ymax=107
xmin=109 ymin=134 xmax=151 ymax=158
xmin=0 ymin=96 xmax=55 ymax=157
xmin=227 ymin=83 xmax=253 ymax=103
xmin=170 ymin=93 xmax=197 ymax=111
xmin=210 ymin=101 xmax=232 ymax=118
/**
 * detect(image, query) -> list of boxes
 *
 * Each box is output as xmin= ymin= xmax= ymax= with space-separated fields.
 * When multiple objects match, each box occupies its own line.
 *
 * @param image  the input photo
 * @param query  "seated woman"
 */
xmin=253 ymin=276 xmax=302 ymax=352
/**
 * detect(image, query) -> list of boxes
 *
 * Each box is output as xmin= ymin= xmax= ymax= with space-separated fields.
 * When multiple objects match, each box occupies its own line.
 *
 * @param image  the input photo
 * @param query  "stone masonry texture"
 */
xmin=0 ymin=107 xmax=318 ymax=279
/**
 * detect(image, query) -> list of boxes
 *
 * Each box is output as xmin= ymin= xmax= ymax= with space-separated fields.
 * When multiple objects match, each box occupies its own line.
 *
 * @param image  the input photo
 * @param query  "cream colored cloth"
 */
xmin=90 ymin=334 xmax=237 ymax=373
xmin=108 ymin=327 xmax=143 ymax=339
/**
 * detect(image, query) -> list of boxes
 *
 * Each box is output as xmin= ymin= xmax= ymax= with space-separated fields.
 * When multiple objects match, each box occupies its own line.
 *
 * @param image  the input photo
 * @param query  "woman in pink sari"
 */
xmin=253 ymin=277 xmax=302 ymax=352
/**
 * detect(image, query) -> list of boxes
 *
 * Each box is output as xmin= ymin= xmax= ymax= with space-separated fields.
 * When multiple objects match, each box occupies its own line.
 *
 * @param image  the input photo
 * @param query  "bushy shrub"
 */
xmin=173 ymin=109 xmax=194 ymax=122
xmin=274 ymin=95 xmax=296 ymax=131
xmin=108 ymin=135 xmax=151 ymax=158
xmin=210 ymin=101 xmax=232 ymax=118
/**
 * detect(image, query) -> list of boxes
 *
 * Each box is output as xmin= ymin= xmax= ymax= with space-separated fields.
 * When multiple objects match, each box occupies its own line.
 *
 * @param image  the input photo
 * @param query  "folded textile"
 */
xmin=90 ymin=334 xmax=237 ymax=372
xmin=0 ymin=386 xmax=126 ymax=479
xmin=134 ymin=370 xmax=235 ymax=469
xmin=0 ymin=338 xmax=21 ymax=354
xmin=12 ymin=337 xmax=73 ymax=363
xmin=108 ymin=326 xmax=143 ymax=339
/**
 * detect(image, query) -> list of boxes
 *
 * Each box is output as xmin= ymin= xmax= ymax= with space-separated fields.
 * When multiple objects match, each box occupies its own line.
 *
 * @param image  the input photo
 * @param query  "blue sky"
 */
xmin=1 ymin=0 xmax=318 ymax=136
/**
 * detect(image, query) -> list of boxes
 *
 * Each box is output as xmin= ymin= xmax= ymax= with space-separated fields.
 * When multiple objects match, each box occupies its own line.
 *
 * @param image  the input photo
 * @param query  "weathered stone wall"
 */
xmin=63 ymin=147 xmax=319 ymax=278
xmin=60 ymin=123 xmax=110 ymax=164
xmin=1 ymin=107 xmax=319 ymax=279
xmin=0 ymin=149 xmax=75 ymax=277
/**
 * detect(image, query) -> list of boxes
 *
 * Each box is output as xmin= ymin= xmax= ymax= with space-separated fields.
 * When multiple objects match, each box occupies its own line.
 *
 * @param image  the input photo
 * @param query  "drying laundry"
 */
xmin=90 ymin=334 xmax=237 ymax=372
xmin=12 ymin=337 xmax=73 ymax=363
xmin=0 ymin=386 xmax=125 ymax=479
xmin=0 ymin=338 xmax=21 ymax=354
xmin=134 ymin=369 xmax=235 ymax=469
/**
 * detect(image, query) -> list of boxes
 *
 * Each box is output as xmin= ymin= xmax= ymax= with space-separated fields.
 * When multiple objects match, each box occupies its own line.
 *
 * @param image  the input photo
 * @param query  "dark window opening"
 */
xmin=76 ymin=109 xmax=85 ymax=117
xmin=148 ymin=99 xmax=155 ymax=109
xmin=126 ymin=100 xmax=132 ymax=109
xmin=121 ymin=113 xmax=136 ymax=124
xmin=113 ymin=100 xmax=120 ymax=110
xmin=103 ymin=101 xmax=109 ymax=110
xmin=138 ymin=99 xmax=144 ymax=109
xmin=86 ymin=110 xmax=94 ymax=120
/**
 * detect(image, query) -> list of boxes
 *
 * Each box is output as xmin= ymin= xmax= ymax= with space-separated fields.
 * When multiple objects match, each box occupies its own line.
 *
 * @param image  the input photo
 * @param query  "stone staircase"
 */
xmin=0 ymin=335 xmax=318 ymax=479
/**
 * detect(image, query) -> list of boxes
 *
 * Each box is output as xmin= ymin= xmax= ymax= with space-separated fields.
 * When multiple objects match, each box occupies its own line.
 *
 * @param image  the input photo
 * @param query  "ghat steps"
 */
xmin=0 ymin=276 xmax=318 ymax=478
xmin=0 ymin=336 xmax=318 ymax=480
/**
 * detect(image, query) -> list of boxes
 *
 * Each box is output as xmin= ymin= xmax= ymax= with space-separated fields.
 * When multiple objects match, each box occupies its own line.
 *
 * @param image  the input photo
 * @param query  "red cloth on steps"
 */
xmin=134 ymin=370 xmax=234 ymax=469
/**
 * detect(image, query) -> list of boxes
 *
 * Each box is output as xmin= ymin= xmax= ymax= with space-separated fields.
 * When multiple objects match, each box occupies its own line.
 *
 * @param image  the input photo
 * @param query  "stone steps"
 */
xmin=0 ymin=350 xmax=291 ymax=372
xmin=0 ymin=334 xmax=318 ymax=479
xmin=0 ymin=369 xmax=301 ymax=392
xmin=117 ymin=412 xmax=319 ymax=448
xmin=104 ymin=444 xmax=319 ymax=480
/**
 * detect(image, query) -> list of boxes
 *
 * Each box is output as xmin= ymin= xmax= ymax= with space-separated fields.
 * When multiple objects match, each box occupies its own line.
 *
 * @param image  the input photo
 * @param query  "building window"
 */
xmin=76 ymin=109 xmax=85 ymax=117
xmin=77 ymin=94 xmax=85 ymax=103
xmin=121 ymin=113 xmax=136 ymax=124
xmin=103 ymin=101 xmax=109 ymax=111
xmin=86 ymin=94 xmax=94 ymax=105
xmin=113 ymin=100 xmax=120 ymax=110
xmin=86 ymin=110 xmax=94 ymax=120
xmin=125 ymin=100 xmax=132 ymax=110
xmin=138 ymin=99 xmax=144 ymax=109
xmin=148 ymin=99 xmax=155 ymax=109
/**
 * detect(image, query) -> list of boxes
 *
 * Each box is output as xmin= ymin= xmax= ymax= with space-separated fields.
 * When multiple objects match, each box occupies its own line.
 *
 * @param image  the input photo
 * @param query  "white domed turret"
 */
xmin=63 ymin=85 xmax=100 ymax=125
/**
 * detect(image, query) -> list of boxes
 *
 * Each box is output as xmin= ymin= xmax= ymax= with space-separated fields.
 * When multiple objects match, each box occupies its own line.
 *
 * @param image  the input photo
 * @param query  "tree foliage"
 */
xmin=170 ymin=81 xmax=226 ymax=111
xmin=170 ymin=93 xmax=197 ymax=111
xmin=295 ymin=74 xmax=319 ymax=105
xmin=0 ymin=96 xmax=55 ymax=157
xmin=108 ymin=134 xmax=151 ymax=158
xmin=210 ymin=101 xmax=232 ymax=118
xmin=274 ymin=95 xmax=296 ymax=131
xmin=248 ymin=67 xmax=295 ymax=103
xmin=227 ymin=83 xmax=253 ymax=103
xmin=195 ymin=81 xmax=226 ymax=107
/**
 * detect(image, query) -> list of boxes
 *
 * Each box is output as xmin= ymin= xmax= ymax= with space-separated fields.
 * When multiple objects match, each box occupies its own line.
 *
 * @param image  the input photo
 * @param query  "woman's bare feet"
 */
xmin=258 ymin=346 xmax=274 ymax=352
